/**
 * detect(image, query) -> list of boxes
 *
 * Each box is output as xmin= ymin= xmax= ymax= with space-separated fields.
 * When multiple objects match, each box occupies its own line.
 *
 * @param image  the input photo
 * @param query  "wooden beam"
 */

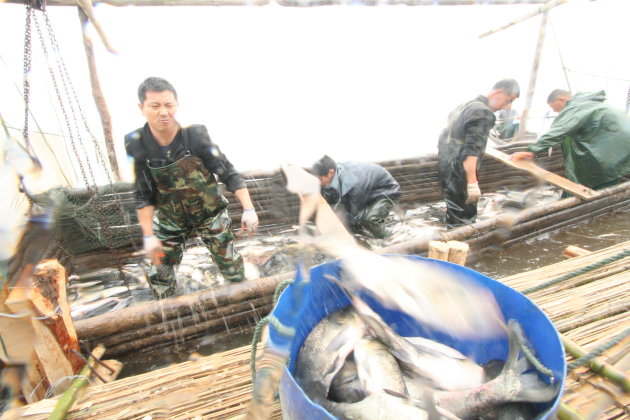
xmin=479 ymin=0 xmax=568 ymax=38
xmin=484 ymin=147 xmax=600 ymax=200
xmin=2 ymin=0 xmax=552 ymax=6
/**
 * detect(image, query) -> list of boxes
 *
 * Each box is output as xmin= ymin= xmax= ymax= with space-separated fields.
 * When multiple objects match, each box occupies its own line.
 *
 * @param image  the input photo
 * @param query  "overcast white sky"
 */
xmin=1 ymin=0 xmax=629 ymax=184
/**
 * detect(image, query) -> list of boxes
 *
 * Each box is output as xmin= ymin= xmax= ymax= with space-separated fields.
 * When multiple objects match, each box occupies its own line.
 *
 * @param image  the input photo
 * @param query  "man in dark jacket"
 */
xmin=511 ymin=89 xmax=630 ymax=190
xmin=125 ymin=77 xmax=258 ymax=299
xmin=437 ymin=78 xmax=520 ymax=228
xmin=312 ymin=155 xmax=401 ymax=238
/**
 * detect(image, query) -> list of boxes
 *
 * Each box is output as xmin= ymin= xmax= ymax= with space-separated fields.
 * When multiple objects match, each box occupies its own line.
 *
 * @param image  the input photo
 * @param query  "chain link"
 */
xmin=23 ymin=1 xmax=33 ymax=153
xmin=29 ymin=5 xmax=132 ymax=283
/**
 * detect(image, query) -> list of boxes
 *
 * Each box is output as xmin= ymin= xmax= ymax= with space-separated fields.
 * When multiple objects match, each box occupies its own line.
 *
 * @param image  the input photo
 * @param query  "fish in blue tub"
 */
xmin=295 ymin=303 xmax=559 ymax=420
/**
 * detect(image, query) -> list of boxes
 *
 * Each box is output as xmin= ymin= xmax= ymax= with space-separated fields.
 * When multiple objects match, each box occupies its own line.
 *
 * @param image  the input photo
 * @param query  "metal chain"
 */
xmin=36 ymin=7 xmax=130 ymax=281
xmin=626 ymin=84 xmax=630 ymax=114
xmin=32 ymin=13 xmax=92 ymax=195
xmin=22 ymin=1 xmax=33 ymax=153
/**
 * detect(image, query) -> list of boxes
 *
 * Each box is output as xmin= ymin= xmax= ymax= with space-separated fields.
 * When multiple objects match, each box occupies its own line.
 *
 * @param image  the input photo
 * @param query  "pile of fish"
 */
xmin=295 ymin=297 xmax=559 ymax=420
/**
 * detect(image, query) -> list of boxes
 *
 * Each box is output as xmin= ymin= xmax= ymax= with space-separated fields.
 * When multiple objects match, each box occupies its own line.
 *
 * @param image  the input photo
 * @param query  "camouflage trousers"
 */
xmin=149 ymin=209 xmax=244 ymax=299
xmin=351 ymin=197 xmax=395 ymax=239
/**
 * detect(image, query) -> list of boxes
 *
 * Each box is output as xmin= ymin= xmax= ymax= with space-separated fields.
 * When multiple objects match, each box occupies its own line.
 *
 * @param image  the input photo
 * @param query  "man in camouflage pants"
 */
xmin=125 ymin=77 xmax=259 ymax=299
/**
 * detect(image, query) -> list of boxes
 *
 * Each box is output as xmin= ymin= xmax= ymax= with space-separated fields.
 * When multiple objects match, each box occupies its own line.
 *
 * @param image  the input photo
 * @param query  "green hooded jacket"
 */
xmin=527 ymin=90 xmax=630 ymax=189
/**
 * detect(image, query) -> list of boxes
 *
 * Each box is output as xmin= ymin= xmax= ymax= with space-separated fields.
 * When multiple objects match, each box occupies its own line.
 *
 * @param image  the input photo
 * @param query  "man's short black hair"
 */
xmin=547 ymin=89 xmax=572 ymax=103
xmin=312 ymin=155 xmax=336 ymax=176
xmin=492 ymin=78 xmax=521 ymax=98
xmin=137 ymin=77 xmax=178 ymax=104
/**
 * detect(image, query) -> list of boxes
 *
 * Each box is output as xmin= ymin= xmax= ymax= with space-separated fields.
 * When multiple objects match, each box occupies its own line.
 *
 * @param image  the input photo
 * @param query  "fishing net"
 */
xmin=29 ymin=183 xmax=140 ymax=256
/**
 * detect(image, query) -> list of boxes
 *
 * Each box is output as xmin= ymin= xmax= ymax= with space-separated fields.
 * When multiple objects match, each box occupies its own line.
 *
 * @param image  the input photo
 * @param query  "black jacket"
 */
xmin=322 ymin=161 xmax=400 ymax=223
xmin=437 ymin=95 xmax=496 ymax=164
xmin=124 ymin=124 xmax=245 ymax=209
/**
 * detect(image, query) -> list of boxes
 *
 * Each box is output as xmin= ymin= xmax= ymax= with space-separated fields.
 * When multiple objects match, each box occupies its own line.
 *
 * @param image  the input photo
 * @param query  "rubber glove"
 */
xmin=466 ymin=182 xmax=481 ymax=204
xmin=143 ymin=235 xmax=164 ymax=265
xmin=241 ymin=208 xmax=259 ymax=235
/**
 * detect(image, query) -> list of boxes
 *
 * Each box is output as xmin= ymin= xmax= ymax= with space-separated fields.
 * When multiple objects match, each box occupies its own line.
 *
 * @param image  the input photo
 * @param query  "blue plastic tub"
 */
xmin=275 ymin=256 xmax=566 ymax=420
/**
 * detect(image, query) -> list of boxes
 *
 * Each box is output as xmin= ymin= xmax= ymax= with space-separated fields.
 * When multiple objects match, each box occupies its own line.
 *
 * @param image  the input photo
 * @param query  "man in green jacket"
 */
xmin=511 ymin=89 xmax=630 ymax=190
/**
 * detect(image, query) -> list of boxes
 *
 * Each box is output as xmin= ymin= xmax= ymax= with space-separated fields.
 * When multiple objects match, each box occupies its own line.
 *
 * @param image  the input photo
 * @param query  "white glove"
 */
xmin=466 ymin=182 xmax=481 ymax=204
xmin=241 ymin=209 xmax=259 ymax=235
xmin=143 ymin=235 xmax=164 ymax=265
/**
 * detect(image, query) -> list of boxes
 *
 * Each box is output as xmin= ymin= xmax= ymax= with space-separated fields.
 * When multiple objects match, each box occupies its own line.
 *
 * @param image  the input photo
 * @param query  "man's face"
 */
xmin=488 ymin=90 xmax=518 ymax=112
xmin=318 ymin=169 xmax=335 ymax=187
xmin=548 ymin=97 xmax=568 ymax=113
xmin=139 ymin=90 xmax=179 ymax=134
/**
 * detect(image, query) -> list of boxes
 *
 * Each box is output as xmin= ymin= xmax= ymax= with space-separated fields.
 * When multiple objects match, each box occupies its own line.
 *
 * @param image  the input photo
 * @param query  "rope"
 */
xmin=519 ymin=338 xmax=555 ymax=379
xmin=522 ymin=249 xmax=630 ymax=294
xmin=249 ymin=316 xmax=270 ymax=380
xmin=567 ymin=328 xmax=630 ymax=372
xmin=250 ymin=278 xmax=295 ymax=380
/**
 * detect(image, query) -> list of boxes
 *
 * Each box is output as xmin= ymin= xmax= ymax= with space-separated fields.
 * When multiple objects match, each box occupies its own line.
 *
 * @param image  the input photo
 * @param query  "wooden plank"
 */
xmin=563 ymin=245 xmax=592 ymax=259
xmin=485 ymin=147 xmax=600 ymax=200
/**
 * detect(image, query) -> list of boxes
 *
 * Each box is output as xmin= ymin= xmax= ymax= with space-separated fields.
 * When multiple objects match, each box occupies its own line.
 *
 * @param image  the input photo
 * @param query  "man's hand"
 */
xmin=510 ymin=151 xmax=535 ymax=161
xmin=143 ymin=235 xmax=164 ymax=265
xmin=241 ymin=208 xmax=259 ymax=235
xmin=466 ymin=182 xmax=481 ymax=204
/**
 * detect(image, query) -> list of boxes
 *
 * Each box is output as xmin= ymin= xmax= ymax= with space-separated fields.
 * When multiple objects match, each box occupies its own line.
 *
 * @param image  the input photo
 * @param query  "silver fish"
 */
xmin=314 ymin=235 xmax=506 ymax=339
xmin=298 ymin=308 xmax=558 ymax=420
xmin=350 ymin=295 xmax=486 ymax=392
xmin=295 ymin=306 xmax=364 ymax=401
xmin=413 ymin=320 xmax=559 ymax=419
xmin=328 ymin=358 xmax=365 ymax=404
xmin=353 ymin=337 xmax=408 ymax=397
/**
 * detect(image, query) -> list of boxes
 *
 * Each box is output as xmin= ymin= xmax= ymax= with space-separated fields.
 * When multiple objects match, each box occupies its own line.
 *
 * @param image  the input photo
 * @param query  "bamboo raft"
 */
xmin=5 ymin=240 xmax=629 ymax=420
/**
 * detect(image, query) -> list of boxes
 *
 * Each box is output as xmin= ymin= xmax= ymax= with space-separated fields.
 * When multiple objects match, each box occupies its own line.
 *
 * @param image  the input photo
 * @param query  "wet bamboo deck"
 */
xmin=5 ymin=241 xmax=629 ymax=420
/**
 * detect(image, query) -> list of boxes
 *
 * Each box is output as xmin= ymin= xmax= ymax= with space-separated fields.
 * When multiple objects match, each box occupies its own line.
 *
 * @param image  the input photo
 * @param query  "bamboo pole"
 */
xmin=561 ymin=335 xmax=630 ymax=392
xmin=48 ymin=344 xmax=106 ymax=420
xmin=513 ymin=10 xmax=548 ymax=143
xmin=479 ymin=0 xmax=568 ymax=39
xmin=78 ymin=7 xmax=120 ymax=182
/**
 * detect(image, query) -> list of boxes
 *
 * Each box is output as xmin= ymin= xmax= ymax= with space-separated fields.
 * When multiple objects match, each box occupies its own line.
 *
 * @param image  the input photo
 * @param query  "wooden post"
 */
xmin=30 ymin=260 xmax=83 ymax=372
xmin=77 ymin=7 xmax=121 ymax=182
xmin=447 ymin=241 xmax=469 ymax=265
xmin=428 ymin=240 xmax=450 ymax=261
xmin=513 ymin=10 xmax=548 ymax=142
